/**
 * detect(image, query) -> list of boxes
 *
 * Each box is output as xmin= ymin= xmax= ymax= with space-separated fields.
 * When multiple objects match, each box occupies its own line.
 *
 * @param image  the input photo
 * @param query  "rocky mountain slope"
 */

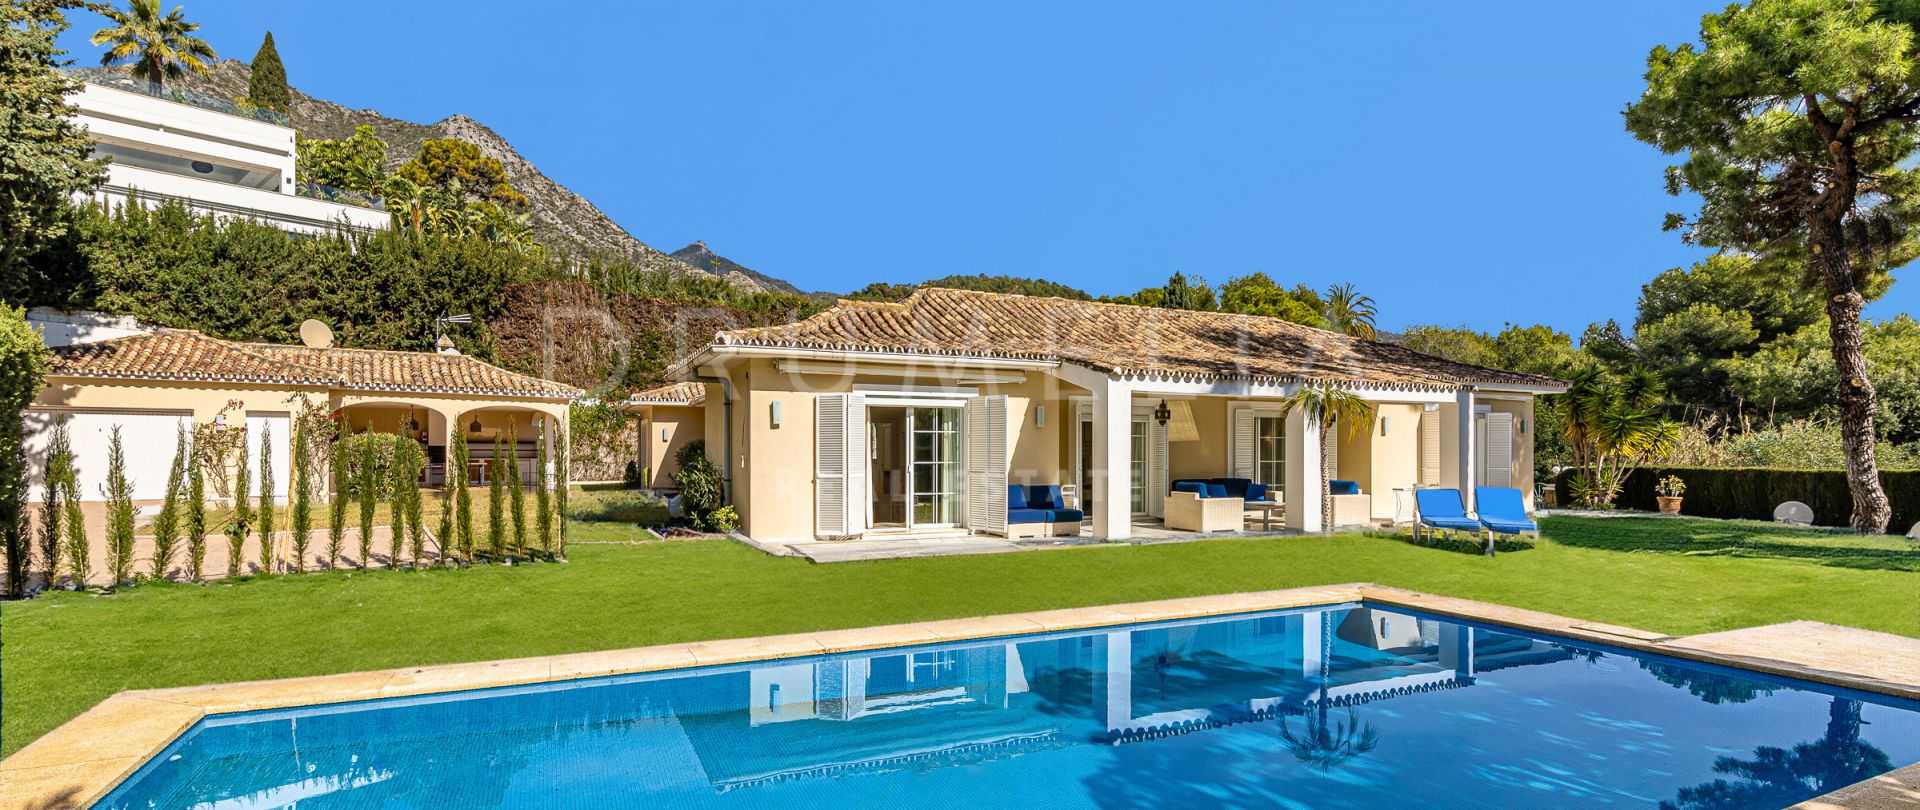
xmin=669 ymin=241 xmax=806 ymax=295
xmin=84 ymin=61 xmax=800 ymax=291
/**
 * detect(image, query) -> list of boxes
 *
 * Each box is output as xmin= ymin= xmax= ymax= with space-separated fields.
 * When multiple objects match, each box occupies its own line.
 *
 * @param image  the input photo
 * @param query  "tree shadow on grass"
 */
xmin=1542 ymin=516 xmax=1919 ymax=573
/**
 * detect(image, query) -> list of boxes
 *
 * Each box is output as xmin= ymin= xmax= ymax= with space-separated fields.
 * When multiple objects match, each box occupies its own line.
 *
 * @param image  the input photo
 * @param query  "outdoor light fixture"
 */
xmin=1521 ymin=419 xmax=1530 ymax=434
xmin=190 ymin=160 xmax=214 ymax=174
xmin=1154 ymin=400 xmax=1171 ymax=427
xmin=771 ymin=400 xmax=783 ymax=427
xmin=661 ymin=427 xmax=670 ymax=443
xmin=469 ymin=417 xmax=481 ymax=434
xmin=1035 ymin=405 xmax=1045 ymax=427
xmin=1381 ymin=416 xmax=1390 ymax=436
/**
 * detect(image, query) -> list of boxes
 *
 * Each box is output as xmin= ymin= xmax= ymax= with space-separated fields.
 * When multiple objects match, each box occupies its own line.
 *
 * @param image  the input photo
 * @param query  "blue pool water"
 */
xmin=100 ymin=603 xmax=1920 ymax=809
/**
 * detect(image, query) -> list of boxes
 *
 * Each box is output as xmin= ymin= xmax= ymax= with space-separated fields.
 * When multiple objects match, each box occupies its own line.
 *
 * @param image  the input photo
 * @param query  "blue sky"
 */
xmin=58 ymin=2 xmax=1914 ymax=334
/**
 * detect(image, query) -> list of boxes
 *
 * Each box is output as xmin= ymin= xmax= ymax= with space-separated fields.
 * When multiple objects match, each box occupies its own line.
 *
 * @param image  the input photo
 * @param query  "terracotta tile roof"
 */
xmin=627 ymin=381 xmax=706 ymax=406
xmin=50 ymin=329 xmax=578 ymax=399
xmin=702 ymin=288 xmax=1564 ymax=392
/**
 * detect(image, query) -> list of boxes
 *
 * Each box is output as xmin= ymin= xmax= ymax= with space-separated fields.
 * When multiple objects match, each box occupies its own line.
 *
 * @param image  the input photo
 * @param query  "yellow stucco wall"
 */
xmin=636 ymin=402 xmax=706 ymax=489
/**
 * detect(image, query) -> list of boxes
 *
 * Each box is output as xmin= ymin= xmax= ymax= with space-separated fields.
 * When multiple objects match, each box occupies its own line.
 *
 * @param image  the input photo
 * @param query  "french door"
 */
xmin=908 ymin=407 xmax=960 ymax=527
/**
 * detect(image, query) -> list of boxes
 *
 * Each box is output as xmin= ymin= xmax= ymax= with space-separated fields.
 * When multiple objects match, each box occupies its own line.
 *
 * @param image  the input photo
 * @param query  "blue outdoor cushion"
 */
xmin=1244 ymin=482 xmax=1271 ymax=502
xmin=1172 ymin=481 xmax=1209 ymax=498
xmin=1483 ymin=517 xmax=1537 ymax=535
xmin=1031 ymin=485 xmax=1065 ymax=511
xmin=1046 ymin=508 xmax=1085 ymax=523
xmin=1329 ymin=479 xmax=1360 ymax=495
xmin=1205 ymin=483 xmax=1229 ymax=499
xmin=1007 ymin=508 xmax=1049 ymax=524
xmin=1006 ymin=485 xmax=1029 ymax=509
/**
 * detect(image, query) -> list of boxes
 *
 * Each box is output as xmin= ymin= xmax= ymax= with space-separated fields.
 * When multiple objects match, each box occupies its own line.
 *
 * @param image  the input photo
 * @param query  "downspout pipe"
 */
xmin=690 ymin=369 xmax=736 ymax=502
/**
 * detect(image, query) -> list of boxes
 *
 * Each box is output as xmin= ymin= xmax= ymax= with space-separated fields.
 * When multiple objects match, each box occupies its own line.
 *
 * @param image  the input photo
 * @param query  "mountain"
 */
xmin=80 ymin=61 xmax=816 ymax=293
xmin=669 ymin=241 xmax=805 ymax=295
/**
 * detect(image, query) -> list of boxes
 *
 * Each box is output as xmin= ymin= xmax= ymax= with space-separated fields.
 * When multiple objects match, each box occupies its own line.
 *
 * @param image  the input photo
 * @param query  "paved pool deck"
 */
xmin=4 ymin=583 xmax=1917 ymax=809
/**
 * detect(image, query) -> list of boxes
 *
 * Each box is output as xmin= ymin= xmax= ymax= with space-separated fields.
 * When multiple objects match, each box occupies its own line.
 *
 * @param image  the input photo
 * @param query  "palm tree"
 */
xmin=1279 ymin=383 xmax=1376 ymax=528
xmin=91 ymin=0 xmax=217 ymax=89
xmin=1280 ymin=613 xmax=1378 ymax=772
xmin=1561 ymin=367 xmax=1679 ymax=506
xmin=1322 ymin=283 xmax=1379 ymax=340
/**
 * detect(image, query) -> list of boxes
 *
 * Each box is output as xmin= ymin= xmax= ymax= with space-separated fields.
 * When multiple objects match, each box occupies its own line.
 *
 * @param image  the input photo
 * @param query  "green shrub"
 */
xmin=672 ymin=440 xmax=724 ymax=526
xmin=0 ymin=305 xmax=48 ymax=597
xmin=1381 ymin=530 xmax=1535 ymax=555
xmin=1558 ymin=466 xmax=1920 ymax=530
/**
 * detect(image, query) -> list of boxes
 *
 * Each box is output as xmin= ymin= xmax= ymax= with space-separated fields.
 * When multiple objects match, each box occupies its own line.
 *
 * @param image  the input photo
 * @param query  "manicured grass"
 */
xmin=4 ymin=513 xmax=1914 ymax=756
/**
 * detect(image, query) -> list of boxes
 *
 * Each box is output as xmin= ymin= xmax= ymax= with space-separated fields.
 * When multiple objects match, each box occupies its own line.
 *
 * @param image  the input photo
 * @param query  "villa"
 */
xmin=662 ymin=288 xmax=1567 ymax=544
xmin=67 ymin=72 xmax=389 ymax=235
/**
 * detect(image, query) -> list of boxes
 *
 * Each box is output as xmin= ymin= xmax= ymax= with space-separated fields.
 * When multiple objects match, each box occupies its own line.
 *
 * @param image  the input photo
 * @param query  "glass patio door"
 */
xmin=909 ymin=407 xmax=959 ymax=527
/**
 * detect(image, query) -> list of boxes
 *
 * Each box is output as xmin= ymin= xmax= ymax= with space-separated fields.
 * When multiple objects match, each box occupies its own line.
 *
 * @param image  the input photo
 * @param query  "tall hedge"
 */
xmin=1558 ymin=466 xmax=1920 ymax=530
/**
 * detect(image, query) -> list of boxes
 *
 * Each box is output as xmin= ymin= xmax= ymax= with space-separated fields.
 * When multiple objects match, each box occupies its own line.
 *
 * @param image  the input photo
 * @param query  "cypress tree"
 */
xmin=257 ymin=423 xmax=275 ymax=574
xmin=535 ymin=419 xmax=553 ymax=557
xmin=436 ymin=487 xmax=454 ymax=567
xmin=183 ymin=449 xmax=206 ymax=581
xmin=556 ymin=428 xmax=569 ymax=559
xmin=387 ymin=435 xmax=407 ymax=568
xmin=357 ymin=437 xmax=377 ymax=568
xmin=38 ymin=422 xmax=68 ymax=587
xmin=487 ymin=433 xmax=505 ymax=559
xmin=150 ymin=424 xmax=187 ymax=581
xmin=60 ymin=459 xmax=86 ymax=588
xmin=103 ymin=426 xmax=135 ymax=587
xmin=451 ymin=418 xmax=472 ymax=562
xmin=403 ymin=442 xmax=426 ymax=568
xmin=326 ymin=448 xmax=347 ymax=569
xmin=289 ymin=421 xmax=312 ymax=572
xmin=506 ymin=422 xmax=525 ymax=559
xmin=225 ymin=432 xmax=251 ymax=578
xmin=246 ymin=32 xmax=290 ymax=113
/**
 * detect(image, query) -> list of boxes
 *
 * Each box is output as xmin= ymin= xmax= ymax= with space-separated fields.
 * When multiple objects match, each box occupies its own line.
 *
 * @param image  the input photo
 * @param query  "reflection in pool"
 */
xmin=100 ymin=604 xmax=1920 ymax=809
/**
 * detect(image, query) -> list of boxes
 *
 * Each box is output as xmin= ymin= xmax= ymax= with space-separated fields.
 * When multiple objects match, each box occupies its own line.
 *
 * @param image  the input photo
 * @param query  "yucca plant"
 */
xmin=356 ymin=436 xmax=377 ymax=569
xmin=1562 ymin=367 xmax=1680 ymax=507
xmin=256 ymin=423 xmax=275 ymax=573
xmin=506 ymin=422 xmax=525 ymax=559
xmin=38 ymin=421 xmax=69 ymax=587
xmin=289 ymin=421 xmax=312 ymax=572
xmin=487 ymin=433 xmax=506 ymax=559
xmin=536 ymin=419 xmax=553 ymax=557
xmin=149 ymin=424 xmax=188 ymax=581
xmin=225 ymin=430 xmax=251 ymax=578
xmin=103 ymin=426 xmax=137 ymax=587
xmin=183 ymin=448 xmax=206 ymax=581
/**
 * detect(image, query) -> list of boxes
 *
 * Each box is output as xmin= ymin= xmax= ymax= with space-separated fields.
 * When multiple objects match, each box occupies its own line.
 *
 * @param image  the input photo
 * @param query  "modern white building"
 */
xmin=69 ymin=74 xmax=389 ymax=235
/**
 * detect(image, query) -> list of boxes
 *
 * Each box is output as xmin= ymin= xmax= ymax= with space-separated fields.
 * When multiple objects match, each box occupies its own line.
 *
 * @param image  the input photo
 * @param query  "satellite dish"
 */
xmin=298 ymin=319 xmax=333 ymax=349
xmin=1773 ymin=501 xmax=1814 ymax=526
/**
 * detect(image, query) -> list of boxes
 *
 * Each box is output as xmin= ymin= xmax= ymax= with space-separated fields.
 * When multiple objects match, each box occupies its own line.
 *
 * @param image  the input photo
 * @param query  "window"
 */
xmin=1256 ymin=416 xmax=1285 ymax=488
xmin=1130 ymin=419 xmax=1148 ymax=512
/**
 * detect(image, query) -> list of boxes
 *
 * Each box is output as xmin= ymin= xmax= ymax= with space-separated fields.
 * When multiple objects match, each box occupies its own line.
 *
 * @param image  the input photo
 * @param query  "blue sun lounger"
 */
xmin=1474 ymin=486 xmax=1539 ymax=540
xmin=1413 ymin=488 xmax=1484 ymax=540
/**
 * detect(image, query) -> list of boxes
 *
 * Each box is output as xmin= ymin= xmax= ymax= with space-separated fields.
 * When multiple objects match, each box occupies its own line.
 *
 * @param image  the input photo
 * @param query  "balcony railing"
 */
xmin=73 ymin=71 xmax=291 ymax=127
xmin=295 ymin=180 xmax=386 ymax=211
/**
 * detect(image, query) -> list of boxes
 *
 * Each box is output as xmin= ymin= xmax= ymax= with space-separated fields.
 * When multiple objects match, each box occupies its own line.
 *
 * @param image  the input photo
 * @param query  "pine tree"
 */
xmin=256 ymin=423 xmax=275 ymax=573
xmin=356 ymin=437 xmax=376 ymax=569
xmin=289 ymin=421 xmax=311 ymax=572
xmin=506 ymin=422 xmax=525 ymax=559
xmin=149 ymin=423 xmax=187 ymax=581
xmin=183 ymin=449 xmax=206 ymax=581
xmin=103 ymin=425 xmax=135 ymax=587
xmin=225 ymin=430 xmax=251 ymax=578
xmin=535 ymin=419 xmax=553 ymax=557
xmin=487 ymin=433 xmax=505 ymax=559
xmin=245 ymin=31 xmax=290 ymax=112
xmin=38 ymin=421 xmax=68 ymax=587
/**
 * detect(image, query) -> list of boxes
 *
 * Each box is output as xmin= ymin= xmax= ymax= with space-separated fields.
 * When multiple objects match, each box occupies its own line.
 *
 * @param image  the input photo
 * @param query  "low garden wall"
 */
xmin=1556 ymin=467 xmax=1920 ymax=530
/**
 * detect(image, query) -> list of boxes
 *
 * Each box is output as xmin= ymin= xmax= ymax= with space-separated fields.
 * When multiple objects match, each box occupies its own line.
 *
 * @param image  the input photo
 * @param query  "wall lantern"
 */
xmin=1521 ymin=418 xmax=1530 ymax=435
xmin=212 ymin=414 xmax=226 ymax=428
xmin=469 ymin=417 xmax=482 ymax=434
xmin=1153 ymin=400 xmax=1171 ymax=427
xmin=1035 ymin=404 xmax=1045 ymax=428
xmin=1380 ymin=416 xmax=1390 ymax=436
xmin=770 ymin=400 xmax=784 ymax=427
xmin=661 ymin=427 xmax=670 ymax=443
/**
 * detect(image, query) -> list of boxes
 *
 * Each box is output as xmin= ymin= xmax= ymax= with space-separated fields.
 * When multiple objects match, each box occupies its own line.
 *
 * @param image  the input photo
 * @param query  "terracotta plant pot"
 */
xmin=1656 ymin=496 xmax=1683 ymax=514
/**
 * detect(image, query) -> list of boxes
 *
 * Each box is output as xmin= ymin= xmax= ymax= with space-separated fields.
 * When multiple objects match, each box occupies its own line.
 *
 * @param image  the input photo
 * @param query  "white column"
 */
xmin=1285 ymin=409 xmax=1323 ymax=531
xmin=1298 ymin=612 xmax=1325 ymax=684
xmin=1438 ymin=625 xmax=1475 ymax=679
xmin=1456 ymin=386 xmax=1477 ymax=513
xmin=1090 ymin=379 xmax=1132 ymax=540
xmin=1101 ymin=630 xmax=1133 ymax=731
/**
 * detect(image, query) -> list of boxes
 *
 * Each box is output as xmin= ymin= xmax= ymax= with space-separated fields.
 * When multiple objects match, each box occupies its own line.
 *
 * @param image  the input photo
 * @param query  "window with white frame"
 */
xmin=1256 ymin=415 xmax=1285 ymax=488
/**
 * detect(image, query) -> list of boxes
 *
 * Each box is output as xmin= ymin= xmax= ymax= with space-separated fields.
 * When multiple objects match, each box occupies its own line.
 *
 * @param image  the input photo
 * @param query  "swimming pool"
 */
xmin=98 ymin=602 xmax=1920 ymax=809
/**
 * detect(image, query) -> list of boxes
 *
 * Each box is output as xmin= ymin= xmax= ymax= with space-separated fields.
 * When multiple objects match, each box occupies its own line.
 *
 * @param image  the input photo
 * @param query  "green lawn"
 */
xmin=4 ymin=512 xmax=1915 ymax=757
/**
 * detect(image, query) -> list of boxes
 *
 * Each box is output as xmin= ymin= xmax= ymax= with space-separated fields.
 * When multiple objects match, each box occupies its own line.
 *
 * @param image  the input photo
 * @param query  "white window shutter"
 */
xmin=1484 ymin=412 xmax=1513 ymax=488
xmin=1231 ymin=406 xmax=1256 ymax=479
xmin=1149 ymin=417 xmax=1169 ymax=517
xmin=1419 ymin=411 xmax=1441 ymax=486
xmin=965 ymin=397 xmax=1008 ymax=533
xmin=815 ymin=394 xmax=866 ymax=537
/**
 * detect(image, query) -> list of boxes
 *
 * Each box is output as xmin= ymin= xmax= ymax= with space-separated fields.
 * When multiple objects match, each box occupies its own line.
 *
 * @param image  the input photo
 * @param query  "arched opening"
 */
xmin=448 ymin=406 xmax=554 ymax=489
xmin=335 ymin=402 xmax=447 ymax=487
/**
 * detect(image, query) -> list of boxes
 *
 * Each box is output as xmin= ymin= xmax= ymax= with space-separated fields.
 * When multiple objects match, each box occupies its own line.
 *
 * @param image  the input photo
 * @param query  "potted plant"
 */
xmin=1655 ymin=475 xmax=1686 ymax=514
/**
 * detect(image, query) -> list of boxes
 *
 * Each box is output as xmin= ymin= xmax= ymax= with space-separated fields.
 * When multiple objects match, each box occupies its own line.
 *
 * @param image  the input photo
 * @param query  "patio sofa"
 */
xmin=1166 ymin=481 xmax=1243 ymax=533
xmin=1006 ymin=485 xmax=1085 ymax=539
xmin=1328 ymin=479 xmax=1373 ymax=528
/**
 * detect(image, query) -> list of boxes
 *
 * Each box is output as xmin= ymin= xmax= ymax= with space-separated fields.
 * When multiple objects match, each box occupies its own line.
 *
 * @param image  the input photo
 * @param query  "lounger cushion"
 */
xmin=1172 ymin=481 xmax=1209 ymax=498
xmin=1420 ymin=515 xmax=1485 ymax=532
xmin=1329 ymin=479 xmax=1360 ymax=495
xmin=1046 ymin=508 xmax=1085 ymax=523
xmin=1006 ymin=485 xmax=1029 ymax=509
xmin=1007 ymin=508 xmax=1050 ymax=524
xmin=1483 ymin=518 xmax=1537 ymax=535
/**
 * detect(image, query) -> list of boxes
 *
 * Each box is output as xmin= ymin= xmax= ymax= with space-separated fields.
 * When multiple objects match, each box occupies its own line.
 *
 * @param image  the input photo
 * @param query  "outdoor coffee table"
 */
xmin=1244 ymin=500 xmax=1284 ymax=530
